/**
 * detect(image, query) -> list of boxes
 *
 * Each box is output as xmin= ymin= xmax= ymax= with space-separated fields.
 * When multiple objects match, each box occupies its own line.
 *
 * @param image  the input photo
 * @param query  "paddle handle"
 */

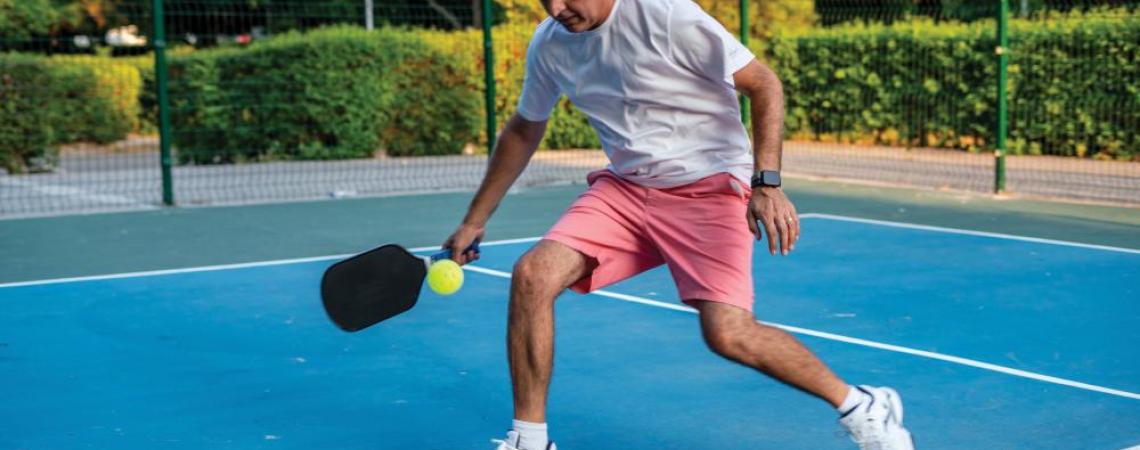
xmin=430 ymin=242 xmax=481 ymax=262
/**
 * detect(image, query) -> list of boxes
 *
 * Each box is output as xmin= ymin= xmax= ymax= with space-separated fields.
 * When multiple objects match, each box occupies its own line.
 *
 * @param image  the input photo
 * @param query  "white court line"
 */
xmin=0 ymin=253 xmax=354 ymax=289
xmin=464 ymin=264 xmax=1140 ymax=402
xmin=798 ymin=213 xmax=1140 ymax=255
xmin=0 ymin=237 xmax=541 ymax=289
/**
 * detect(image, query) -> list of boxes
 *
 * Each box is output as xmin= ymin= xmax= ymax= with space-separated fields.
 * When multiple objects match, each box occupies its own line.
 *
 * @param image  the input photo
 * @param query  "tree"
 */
xmin=50 ymin=0 xmax=139 ymax=35
xmin=690 ymin=0 xmax=817 ymax=40
xmin=493 ymin=0 xmax=545 ymax=24
xmin=0 ymin=0 xmax=59 ymax=42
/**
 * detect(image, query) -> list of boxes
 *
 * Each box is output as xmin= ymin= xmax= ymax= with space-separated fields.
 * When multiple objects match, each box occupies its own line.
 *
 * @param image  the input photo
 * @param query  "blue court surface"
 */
xmin=1 ymin=213 xmax=1137 ymax=449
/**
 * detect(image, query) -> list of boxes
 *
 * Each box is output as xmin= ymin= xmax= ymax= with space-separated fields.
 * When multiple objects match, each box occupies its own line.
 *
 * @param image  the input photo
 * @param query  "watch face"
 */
xmin=751 ymin=171 xmax=782 ymax=187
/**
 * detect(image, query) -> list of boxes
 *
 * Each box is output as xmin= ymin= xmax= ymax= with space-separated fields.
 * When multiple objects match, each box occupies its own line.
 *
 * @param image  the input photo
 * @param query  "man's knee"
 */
xmin=511 ymin=241 xmax=588 ymax=302
xmin=703 ymin=323 xmax=746 ymax=358
xmin=697 ymin=301 xmax=752 ymax=358
xmin=512 ymin=251 xmax=551 ymax=298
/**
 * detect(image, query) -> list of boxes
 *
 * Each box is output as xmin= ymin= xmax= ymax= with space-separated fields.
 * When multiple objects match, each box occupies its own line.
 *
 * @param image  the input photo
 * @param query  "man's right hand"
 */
xmin=441 ymin=222 xmax=485 ymax=265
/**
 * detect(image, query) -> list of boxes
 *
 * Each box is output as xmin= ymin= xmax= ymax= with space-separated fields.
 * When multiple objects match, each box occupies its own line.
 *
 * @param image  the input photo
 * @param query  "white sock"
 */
xmin=836 ymin=386 xmax=866 ymax=415
xmin=512 ymin=419 xmax=549 ymax=450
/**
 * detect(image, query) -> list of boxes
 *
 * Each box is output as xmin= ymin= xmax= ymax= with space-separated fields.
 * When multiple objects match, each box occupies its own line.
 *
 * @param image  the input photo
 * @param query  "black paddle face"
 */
xmin=320 ymin=245 xmax=427 ymax=332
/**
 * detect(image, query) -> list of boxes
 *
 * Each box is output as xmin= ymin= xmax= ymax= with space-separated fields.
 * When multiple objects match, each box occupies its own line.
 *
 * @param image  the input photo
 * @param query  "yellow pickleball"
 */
xmin=427 ymin=259 xmax=464 ymax=296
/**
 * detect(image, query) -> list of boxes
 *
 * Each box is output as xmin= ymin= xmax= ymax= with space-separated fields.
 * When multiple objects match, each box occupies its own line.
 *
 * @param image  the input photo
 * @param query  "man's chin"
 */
xmin=558 ymin=20 xmax=589 ymax=33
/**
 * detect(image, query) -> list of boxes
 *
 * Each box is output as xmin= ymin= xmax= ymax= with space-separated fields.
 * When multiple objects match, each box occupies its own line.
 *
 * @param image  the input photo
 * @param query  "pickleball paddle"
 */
xmin=320 ymin=242 xmax=479 ymax=332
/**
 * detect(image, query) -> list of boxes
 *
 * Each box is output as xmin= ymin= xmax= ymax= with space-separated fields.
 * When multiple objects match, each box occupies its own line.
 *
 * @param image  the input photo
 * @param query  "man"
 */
xmin=442 ymin=0 xmax=915 ymax=449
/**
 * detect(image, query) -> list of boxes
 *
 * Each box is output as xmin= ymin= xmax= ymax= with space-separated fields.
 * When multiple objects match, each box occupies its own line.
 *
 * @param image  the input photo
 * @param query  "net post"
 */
xmin=995 ymin=0 xmax=1009 ymax=194
xmin=739 ymin=0 xmax=751 ymax=125
xmin=153 ymin=0 xmax=174 ymax=206
xmin=481 ymin=0 xmax=497 ymax=155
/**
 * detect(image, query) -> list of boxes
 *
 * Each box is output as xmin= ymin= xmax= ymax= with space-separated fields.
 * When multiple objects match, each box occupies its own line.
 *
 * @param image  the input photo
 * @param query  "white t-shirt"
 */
xmin=517 ymin=0 xmax=756 ymax=188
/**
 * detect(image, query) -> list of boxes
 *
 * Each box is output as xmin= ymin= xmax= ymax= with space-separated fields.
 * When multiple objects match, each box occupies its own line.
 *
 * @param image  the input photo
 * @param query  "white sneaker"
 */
xmin=839 ymin=386 xmax=915 ymax=450
xmin=491 ymin=430 xmax=557 ymax=450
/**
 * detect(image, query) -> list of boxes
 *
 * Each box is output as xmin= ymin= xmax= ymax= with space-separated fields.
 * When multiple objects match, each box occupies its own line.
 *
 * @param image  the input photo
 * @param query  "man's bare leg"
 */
xmin=694 ymin=301 xmax=849 ymax=407
xmin=509 ymin=239 xmax=592 ymax=422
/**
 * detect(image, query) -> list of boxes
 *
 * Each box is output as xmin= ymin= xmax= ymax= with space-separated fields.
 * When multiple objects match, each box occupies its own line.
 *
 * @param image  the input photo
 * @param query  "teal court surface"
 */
xmin=1 ymin=182 xmax=1138 ymax=449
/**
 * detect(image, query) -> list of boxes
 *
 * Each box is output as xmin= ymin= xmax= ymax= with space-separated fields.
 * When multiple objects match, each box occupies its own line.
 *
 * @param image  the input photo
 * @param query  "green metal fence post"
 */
xmin=153 ymin=0 xmax=174 ymax=205
xmin=739 ymin=0 xmax=750 ymax=125
xmin=482 ymin=0 xmax=497 ymax=155
xmin=995 ymin=0 xmax=1009 ymax=193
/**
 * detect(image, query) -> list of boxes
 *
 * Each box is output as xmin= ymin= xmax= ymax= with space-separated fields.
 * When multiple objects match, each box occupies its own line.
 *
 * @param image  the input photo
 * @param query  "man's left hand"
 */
xmin=747 ymin=186 xmax=799 ymax=256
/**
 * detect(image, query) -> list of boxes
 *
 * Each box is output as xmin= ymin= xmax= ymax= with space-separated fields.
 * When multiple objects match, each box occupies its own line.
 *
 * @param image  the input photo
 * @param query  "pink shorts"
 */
xmin=544 ymin=170 xmax=756 ymax=311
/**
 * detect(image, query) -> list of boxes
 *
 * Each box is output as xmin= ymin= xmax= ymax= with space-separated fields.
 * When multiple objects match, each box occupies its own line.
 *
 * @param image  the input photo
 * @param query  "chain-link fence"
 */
xmin=1002 ymin=2 xmax=1140 ymax=203
xmin=777 ymin=1 xmax=1001 ymax=195
xmin=2 ymin=0 xmax=1137 ymax=218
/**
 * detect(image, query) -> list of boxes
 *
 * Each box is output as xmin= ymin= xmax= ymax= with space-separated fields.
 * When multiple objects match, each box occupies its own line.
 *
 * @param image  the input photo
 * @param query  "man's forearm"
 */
xmin=749 ymin=66 xmax=785 ymax=172
xmin=462 ymin=115 xmax=546 ymax=226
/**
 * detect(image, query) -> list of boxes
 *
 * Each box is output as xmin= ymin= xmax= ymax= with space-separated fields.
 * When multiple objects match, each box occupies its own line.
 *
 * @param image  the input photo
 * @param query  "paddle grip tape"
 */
xmin=430 ymin=242 xmax=481 ymax=262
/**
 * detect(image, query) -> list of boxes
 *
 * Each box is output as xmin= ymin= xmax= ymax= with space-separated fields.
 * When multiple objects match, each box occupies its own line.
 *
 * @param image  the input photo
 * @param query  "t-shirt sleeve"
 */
xmin=516 ymin=35 xmax=561 ymax=122
xmin=668 ymin=0 xmax=756 ymax=87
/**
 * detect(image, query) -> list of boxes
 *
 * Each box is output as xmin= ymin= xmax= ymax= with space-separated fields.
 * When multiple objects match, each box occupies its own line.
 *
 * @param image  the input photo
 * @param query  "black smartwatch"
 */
xmin=750 ymin=170 xmax=781 ymax=188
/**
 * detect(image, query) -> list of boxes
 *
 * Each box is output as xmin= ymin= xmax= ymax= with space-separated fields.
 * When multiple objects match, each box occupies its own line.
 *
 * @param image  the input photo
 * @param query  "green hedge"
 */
xmin=1005 ymin=11 xmax=1139 ymax=159
xmin=768 ymin=10 xmax=1139 ymax=160
xmin=770 ymin=22 xmax=996 ymax=151
xmin=168 ymin=26 xmax=480 ymax=163
xmin=120 ymin=55 xmax=158 ymax=135
xmin=5 ymin=10 xmax=1135 ymax=168
xmin=499 ymin=9 xmax=1138 ymax=159
xmin=0 ymin=54 xmax=55 ymax=173
xmin=0 ymin=53 xmax=141 ymax=173
xmin=422 ymin=27 xmax=599 ymax=150
xmin=50 ymin=55 xmax=142 ymax=143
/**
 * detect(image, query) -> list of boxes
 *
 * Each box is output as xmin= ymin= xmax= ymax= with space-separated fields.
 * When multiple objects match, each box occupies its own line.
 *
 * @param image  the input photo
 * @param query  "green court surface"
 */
xmin=2 ymin=178 xmax=1137 ymax=284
